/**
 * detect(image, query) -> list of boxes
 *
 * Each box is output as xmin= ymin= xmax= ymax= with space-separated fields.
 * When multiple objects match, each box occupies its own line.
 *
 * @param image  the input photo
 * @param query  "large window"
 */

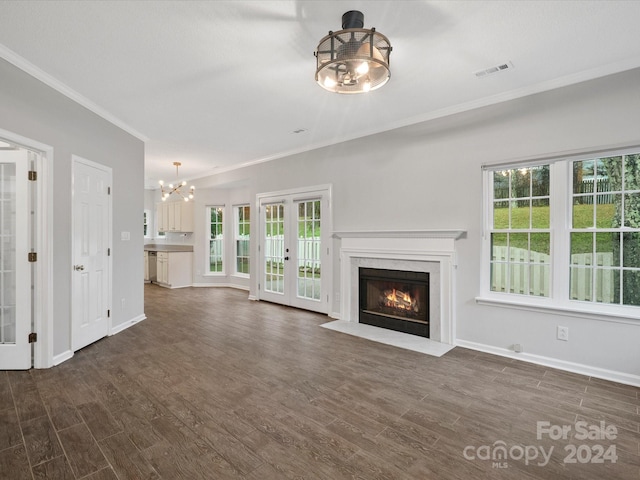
xmin=484 ymin=149 xmax=640 ymax=311
xmin=235 ymin=205 xmax=250 ymax=276
xmin=207 ymin=206 xmax=224 ymax=273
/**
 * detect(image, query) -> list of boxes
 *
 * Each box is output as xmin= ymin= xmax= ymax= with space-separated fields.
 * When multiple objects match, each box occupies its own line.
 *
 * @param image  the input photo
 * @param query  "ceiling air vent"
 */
xmin=474 ymin=61 xmax=514 ymax=78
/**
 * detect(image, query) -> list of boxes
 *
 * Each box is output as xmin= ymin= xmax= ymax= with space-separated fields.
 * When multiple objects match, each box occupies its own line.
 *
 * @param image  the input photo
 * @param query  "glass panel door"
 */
xmin=258 ymin=188 xmax=331 ymax=314
xmin=263 ymin=202 xmax=286 ymax=297
xmin=0 ymin=148 xmax=31 ymax=369
xmin=295 ymin=199 xmax=321 ymax=302
xmin=1 ymin=162 xmax=17 ymax=345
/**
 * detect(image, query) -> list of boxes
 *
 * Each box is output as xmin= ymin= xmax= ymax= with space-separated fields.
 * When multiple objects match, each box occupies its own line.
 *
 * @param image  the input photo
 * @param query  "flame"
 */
xmin=385 ymin=288 xmax=416 ymax=311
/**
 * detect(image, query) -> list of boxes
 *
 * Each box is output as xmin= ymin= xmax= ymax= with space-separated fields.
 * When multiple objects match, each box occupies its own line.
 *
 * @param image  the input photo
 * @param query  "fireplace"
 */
xmin=359 ymin=267 xmax=430 ymax=338
xmin=336 ymin=229 xmax=465 ymax=345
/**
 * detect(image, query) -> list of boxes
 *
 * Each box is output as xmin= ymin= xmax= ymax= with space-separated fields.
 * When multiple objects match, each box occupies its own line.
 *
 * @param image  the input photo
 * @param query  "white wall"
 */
xmin=0 ymin=58 xmax=145 ymax=360
xmin=191 ymin=68 xmax=640 ymax=383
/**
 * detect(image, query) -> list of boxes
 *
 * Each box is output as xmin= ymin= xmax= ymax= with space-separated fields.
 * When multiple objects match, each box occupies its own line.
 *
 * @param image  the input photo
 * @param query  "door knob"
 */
xmin=74 ymin=264 xmax=85 ymax=271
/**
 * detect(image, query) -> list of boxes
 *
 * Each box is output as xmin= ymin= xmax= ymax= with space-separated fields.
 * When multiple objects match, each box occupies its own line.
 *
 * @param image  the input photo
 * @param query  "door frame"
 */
xmin=255 ymin=184 xmax=333 ymax=314
xmin=71 ymin=155 xmax=112 ymax=351
xmin=0 ymin=127 xmax=53 ymax=368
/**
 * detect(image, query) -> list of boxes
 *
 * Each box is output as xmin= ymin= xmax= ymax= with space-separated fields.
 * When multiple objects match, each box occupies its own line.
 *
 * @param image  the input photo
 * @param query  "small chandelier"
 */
xmin=314 ymin=10 xmax=392 ymax=94
xmin=159 ymin=162 xmax=195 ymax=202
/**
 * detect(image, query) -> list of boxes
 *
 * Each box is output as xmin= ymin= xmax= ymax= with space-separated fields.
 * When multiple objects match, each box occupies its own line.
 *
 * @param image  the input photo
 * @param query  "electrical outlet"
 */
xmin=557 ymin=326 xmax=569 ymax=341
xmin=513 ymin=343 xmax=523 ymax=353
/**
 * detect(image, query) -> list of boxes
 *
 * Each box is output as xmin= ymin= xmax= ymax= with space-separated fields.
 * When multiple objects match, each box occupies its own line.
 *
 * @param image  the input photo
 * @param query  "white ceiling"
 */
xmin=1 ymin=1 xmax=640 ymax=188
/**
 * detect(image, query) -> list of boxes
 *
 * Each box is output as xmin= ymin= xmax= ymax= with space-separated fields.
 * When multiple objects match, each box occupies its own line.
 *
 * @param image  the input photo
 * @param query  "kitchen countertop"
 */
xmin=144 ymin=244 xmax=194 ymax=252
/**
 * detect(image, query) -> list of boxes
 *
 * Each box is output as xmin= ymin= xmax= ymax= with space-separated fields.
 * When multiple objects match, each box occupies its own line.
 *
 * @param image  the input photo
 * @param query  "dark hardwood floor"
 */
xmin=1 ymin=284 xmax=638 ymax=479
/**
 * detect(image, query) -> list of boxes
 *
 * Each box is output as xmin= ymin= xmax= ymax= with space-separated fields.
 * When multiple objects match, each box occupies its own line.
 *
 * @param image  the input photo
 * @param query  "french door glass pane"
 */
xmin=296 ymin=200 xmax=321 ymax=301
xmin=0 ymin=163 xmax=16 ymax=344
xmin=264 ymin=204 xmax=284 ymax=294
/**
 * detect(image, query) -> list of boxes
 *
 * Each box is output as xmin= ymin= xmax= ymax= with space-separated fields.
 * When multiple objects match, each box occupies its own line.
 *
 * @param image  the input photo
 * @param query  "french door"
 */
xmin=0 ymin=148 xmax=31 ymax=369
xmin=258 ymin=186 xmax=331 ymax=314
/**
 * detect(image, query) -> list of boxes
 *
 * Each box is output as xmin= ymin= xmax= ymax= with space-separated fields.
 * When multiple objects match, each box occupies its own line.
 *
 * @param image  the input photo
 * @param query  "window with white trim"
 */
xmin=234 ymin=205 xmax=250 ymax=276
xmin=483 ymin=149 xmax=640 ymax=311
xmin=207 ymin=206 xmax=224 ymax=273
xmin=144 ymin=209 xmax=151 ymax=238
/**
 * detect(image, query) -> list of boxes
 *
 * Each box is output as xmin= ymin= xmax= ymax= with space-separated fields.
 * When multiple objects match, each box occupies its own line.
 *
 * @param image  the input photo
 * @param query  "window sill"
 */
xmin=475 ymin=295 xmax=640 ymax=325
xmin=231 ymin=273 xmax=250 ymax=279
xmin=203 ymin=272 xmax=225 ymax=277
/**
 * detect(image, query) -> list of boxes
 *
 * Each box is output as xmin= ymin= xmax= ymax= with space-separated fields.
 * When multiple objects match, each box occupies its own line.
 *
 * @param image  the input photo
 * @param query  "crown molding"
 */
xmin=0 ymin=44 xmax=148 ymax=142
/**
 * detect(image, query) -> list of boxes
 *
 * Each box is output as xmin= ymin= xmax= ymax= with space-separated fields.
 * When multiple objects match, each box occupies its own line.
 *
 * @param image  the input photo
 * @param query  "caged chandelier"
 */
xmin=314 ymin=10 xmax=392 ymax=94
xmin=159 ymin=162 xmax=195 ymax=202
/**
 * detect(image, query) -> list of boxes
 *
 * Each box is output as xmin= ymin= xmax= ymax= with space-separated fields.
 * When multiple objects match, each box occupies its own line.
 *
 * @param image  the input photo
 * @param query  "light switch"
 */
xmin=121 ymin=231 xmax=130 ymax=241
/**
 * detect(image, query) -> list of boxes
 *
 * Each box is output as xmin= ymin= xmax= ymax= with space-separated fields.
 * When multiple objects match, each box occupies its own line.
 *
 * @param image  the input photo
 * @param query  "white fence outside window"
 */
xmin=492 ymin=247 xmax=614 ymax=302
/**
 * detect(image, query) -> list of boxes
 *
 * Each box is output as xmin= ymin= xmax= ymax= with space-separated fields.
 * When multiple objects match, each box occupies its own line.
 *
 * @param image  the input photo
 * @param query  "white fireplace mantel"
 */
xmin=333 ymin=229 xmax=466 ymax=240
xmin=336 ymin=229 xmax=466 ymax=346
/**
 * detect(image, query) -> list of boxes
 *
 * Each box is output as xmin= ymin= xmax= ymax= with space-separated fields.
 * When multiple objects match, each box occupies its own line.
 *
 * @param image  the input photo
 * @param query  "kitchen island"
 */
xmin=144 ymin=244 xmax=193 ymax=288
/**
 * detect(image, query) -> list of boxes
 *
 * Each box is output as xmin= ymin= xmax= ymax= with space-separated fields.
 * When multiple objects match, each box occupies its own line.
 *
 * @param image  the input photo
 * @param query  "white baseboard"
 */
xmin=191 ymin=283 xmax=249 ymax=291
xmin=110 ymin=314 xmax=146 ymax=336
xmin=248 ymin=295 xmax=258 ymax=301
xmin=329 ymin=311 xmax=341 ymax=320
xmin=456 ymin=339 xmax=640 ymax=387
xmin=53 ymin=350 xmax=73 ymax=366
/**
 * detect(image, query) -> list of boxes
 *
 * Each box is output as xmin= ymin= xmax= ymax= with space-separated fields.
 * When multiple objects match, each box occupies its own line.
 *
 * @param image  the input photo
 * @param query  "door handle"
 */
xmin=284 ymin=256 xmax=289 ymax=261
xmin=74 ymin=264 xmax=85 ymax=271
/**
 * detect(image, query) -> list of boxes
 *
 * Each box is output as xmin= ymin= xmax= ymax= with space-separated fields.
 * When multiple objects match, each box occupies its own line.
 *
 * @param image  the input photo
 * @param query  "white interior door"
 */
xmin=72 ymin=157 xmax=111 ymax=351
xmin=0 ymin=149 xmax=31 ymax=369
xmin=258 ymin=187 xmax=331 ymax=314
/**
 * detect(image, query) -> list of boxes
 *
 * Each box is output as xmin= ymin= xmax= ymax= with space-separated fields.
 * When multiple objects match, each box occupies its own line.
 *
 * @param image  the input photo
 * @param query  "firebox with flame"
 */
xmin=382 ymin=288 xmax=419 ymax=313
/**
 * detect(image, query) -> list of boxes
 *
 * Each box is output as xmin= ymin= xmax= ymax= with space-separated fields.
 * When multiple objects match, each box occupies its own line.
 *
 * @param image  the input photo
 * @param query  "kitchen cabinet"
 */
xmin=144 ymin=251 xmax=149 ymax=282
xmin=156 ymin=251 xmax=192 ymax=288
xmin=157 ymin=201 xmax=194 ymax=232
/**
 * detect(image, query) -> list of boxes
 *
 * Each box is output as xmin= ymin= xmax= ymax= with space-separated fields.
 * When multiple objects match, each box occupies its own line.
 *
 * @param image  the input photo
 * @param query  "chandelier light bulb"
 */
xmin=159 ymin=180 xmax=164 ymax=186
xmin=323 ymin=77 xmax=337 ymax=88
xmin=356 ymin=61 xmax=369 ymax=75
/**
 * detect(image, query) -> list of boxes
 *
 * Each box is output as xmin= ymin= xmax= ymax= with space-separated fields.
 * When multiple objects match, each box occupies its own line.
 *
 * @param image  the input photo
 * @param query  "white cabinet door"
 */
xmin=168 ymin=203 xmax=176 ymax=231
xmin=144 ymin=251 xmax=149 ymax=282
xmin=157 ymin=202 xmax=168 ymax=232
xmin=157 ymin=201 xmax=193 ymax=232
xmin=157 ymin=252 xmax=169 ymax=284
xmin=172 ymin=202 xmax=181 ymax=231
xmin=180 ymin=202 xmax=194 ymax=232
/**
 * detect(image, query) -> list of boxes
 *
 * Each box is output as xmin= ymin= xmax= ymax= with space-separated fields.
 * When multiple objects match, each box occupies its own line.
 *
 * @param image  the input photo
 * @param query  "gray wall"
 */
xmin=190 ymin=68 xmax=640 ymax=380
xmin=0 ymin=58 xmax=145 ymax=358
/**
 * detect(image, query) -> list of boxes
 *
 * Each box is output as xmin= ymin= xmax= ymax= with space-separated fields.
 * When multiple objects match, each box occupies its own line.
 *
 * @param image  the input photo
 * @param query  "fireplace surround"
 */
xmin=334 ymin=230 xmax=465 ymax=345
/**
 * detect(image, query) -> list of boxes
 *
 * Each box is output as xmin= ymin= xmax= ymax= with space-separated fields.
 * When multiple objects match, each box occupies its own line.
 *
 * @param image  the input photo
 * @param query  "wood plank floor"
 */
xmin=1 ymin=284 xmax=638 ymax=479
